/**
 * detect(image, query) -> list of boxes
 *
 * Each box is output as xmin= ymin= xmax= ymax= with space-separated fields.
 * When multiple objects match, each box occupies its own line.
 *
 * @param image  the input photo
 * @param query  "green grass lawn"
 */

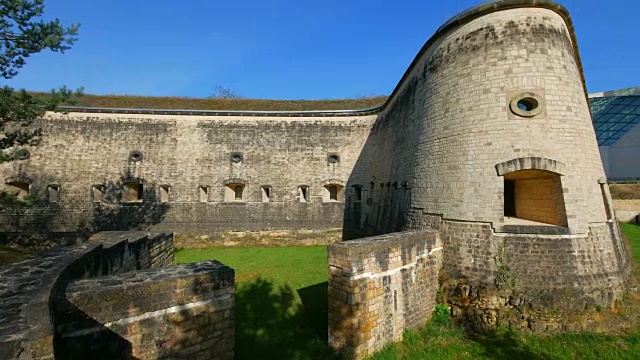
xmin=176 ymin=223 xmax=640 ymax=360
xmin=176 ymin=246 xmax=336 ymax=360
xmin=622 ymin=223 xmax=640 ymax=263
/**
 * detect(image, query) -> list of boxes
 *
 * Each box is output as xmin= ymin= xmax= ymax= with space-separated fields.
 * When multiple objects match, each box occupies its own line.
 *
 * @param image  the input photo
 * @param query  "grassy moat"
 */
xmin=175 ymin=223 xmax=640 ymax=360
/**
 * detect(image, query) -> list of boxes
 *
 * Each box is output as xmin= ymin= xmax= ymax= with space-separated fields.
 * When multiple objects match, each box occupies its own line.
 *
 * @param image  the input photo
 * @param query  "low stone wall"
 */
xmin=59 ymin=261 xmax=234 ymax=360
xmin=328 ymin=230 xmax=442 ymax=360
xmin=88 ymin=231 xmax=175 ymax=270
xmin=613 ymin=199 xmax=640 ymax=223
xmin=0 ymin=231 xmax=234 ymax=360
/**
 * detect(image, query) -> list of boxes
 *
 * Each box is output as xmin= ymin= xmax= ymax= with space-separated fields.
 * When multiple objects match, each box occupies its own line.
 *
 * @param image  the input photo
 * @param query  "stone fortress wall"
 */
xmin=0 ymin=113 xmax=375 ymax=238
xmin=0 ymin=0 xmax=632 ymax=339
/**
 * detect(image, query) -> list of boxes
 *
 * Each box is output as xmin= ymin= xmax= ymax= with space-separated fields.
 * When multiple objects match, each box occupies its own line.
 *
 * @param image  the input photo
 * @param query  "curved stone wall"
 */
xmin=342 ymin=0 xmax=631 ymax=326
xmin=349 ymin=5 xmax=605 ymax=232
xmin=0 ymin=232 xmax=235 ymax=359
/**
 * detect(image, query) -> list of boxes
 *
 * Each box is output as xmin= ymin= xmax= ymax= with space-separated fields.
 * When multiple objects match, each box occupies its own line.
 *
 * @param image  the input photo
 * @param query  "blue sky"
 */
xmin=3 ymin=0 xmax=637 ymax=99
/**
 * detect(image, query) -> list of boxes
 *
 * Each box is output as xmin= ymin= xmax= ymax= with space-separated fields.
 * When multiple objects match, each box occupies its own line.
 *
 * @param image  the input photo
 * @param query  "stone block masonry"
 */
xmin=328 ymin=230 xmax=442 ymax=359
xmin=60 ymin=261 xmax=235 ymax=360
xmin=0 ymin=231 xmax=235 ymax=360
xmin=0 ymin=114 xmax=375 ymax=237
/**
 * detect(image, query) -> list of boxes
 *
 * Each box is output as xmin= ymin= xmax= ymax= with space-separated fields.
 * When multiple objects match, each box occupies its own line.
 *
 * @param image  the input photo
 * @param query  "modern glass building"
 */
xmin=589 ymin=87 xmax=640 ymax=181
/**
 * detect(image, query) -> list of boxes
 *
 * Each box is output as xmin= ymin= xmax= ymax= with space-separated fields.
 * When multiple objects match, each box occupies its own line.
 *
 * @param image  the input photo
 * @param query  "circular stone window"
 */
xmin=327 ymin=154 xmax=339 ymax=163
xmin=129 ymin=151 xmax=143 ymax=162
xmin=509 ymin=93 xmax=544 ymax=118
xmin=231 ymin=153 xmax=243 ymax=163
xmin=14 ymin=148 xmax=30 ymax=160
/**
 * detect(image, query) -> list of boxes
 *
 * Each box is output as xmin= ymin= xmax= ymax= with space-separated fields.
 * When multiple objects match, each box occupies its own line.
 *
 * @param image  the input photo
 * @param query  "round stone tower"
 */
xmin=346 ymin=0 xmax=631 ymax=330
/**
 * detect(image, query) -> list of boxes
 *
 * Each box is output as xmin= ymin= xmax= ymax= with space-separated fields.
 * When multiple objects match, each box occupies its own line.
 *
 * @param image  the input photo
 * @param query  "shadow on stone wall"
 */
xmin=54 ymin=297 xmax=135 ymax=360
xmin=0 ymin=169 xmax=171 ymax=248
xmin=235 ymin=277 xmax=336 ymax=360
xmin=86 ymin=169 xmax=169 ymax=232
xmin=341 ymin=118 xmax=416 ymax=240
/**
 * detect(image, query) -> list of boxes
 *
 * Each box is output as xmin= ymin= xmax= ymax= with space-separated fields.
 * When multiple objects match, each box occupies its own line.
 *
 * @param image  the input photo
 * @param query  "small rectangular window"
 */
xmin=225 ymin=184 xmax=244 ymax=202
xmin=122 ymin=183 xmax=143 ymax=203
xmin=199 ymin=186 xmax=209 ymax=203
xmin=323 ymin=184 xmax=344 ymax=202
xmin=261 ymin=186 xmax=271 ymax=202
xmin=159 ymin=185 xmax=170 ymax=203
xmin=47 ymin=185 xmax=60 ymax=203
xmin=92 ymin=185 xmax=105 ymax=202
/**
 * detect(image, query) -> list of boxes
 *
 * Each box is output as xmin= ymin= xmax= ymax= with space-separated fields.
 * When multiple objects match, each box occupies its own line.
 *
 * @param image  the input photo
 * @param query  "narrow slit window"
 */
xmin=159 ymin=185 xmax=170 ymax=203
xmin=261 ymin=186 xmax=271 ymax=202
xmin=353 ymin=185 xmax=362 ymax=201
xmin=199 ymin=186 xmax=209 ymax=202
xmin=298 ymin=186 xmax=310 ymax=203
xmin=48 ymin=185 xmax=60 ymax=203
xmin=504 ymin=179 xmax=516 ymax=217
xmin=92 ymin=185 xmax=105 ymax=203
xmin=234 ymin=185 xmax=243 ymax=200
xmin=122 ymin=182 xmax=143 ymax=203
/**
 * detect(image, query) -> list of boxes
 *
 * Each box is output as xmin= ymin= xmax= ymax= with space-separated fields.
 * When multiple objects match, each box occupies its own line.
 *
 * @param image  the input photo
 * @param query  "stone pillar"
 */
xmin=328 ymin=230 xmax=442 ymax=359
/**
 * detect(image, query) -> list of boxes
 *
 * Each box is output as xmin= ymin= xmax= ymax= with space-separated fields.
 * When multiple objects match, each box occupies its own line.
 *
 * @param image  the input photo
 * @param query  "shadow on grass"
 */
xmin=464 ymin=327 xmax=550 ymax=360
xmin=235 ymin=278 xmax=339 ymax=360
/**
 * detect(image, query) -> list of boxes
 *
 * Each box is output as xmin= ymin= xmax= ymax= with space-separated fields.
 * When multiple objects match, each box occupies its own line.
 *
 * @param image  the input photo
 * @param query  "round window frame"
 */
xmin=230 ymin=153 xmax=243 ymax=163
xmin=509 ymin=93 xmax=544 ymax=118
xmin=14 ymin=148 xmax=30 ymax=160
xmin=129 ymin=150 xmax=144 ymax=162
xmin=327 ymin=154 xmax=339 ymax=164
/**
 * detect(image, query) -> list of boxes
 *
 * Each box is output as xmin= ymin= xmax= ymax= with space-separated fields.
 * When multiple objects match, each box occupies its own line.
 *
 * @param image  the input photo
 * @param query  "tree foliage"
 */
xmin=0 ymin=0 xmax=81 ymax=164
xmin=0 ymin=0 xmax=79 ymax=79
xmin=0 ymin=86 xmax=82 ymax=162
xmin=0 ymin=0 xmax=81 ymax=205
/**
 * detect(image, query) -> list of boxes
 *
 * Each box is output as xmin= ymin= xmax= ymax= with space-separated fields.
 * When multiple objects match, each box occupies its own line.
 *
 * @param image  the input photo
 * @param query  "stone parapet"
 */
xmin=59 ymin=261 xmax=234 ymax=360
xmin=0 ymin=231 xmax=229 ymax=360
xmin=328 ymin=230 xmax=442 ymax=359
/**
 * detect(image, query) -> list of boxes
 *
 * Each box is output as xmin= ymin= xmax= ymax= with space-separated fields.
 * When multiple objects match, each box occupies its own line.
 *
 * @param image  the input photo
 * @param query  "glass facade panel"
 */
xmin=589 ymin=93 xmax=640 ymax=146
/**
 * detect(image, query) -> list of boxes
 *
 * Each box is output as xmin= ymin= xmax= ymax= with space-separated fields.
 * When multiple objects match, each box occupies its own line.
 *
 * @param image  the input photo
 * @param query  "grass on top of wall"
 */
xmin=176 ymin=224 xmax=640 ymax=360
xmin=60 ymin=93 xmax=389 ymax=111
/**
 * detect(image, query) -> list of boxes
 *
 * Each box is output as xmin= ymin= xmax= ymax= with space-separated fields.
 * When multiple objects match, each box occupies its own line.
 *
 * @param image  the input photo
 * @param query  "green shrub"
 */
xmin=433 ymin=303 xmax=451 ymax=324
